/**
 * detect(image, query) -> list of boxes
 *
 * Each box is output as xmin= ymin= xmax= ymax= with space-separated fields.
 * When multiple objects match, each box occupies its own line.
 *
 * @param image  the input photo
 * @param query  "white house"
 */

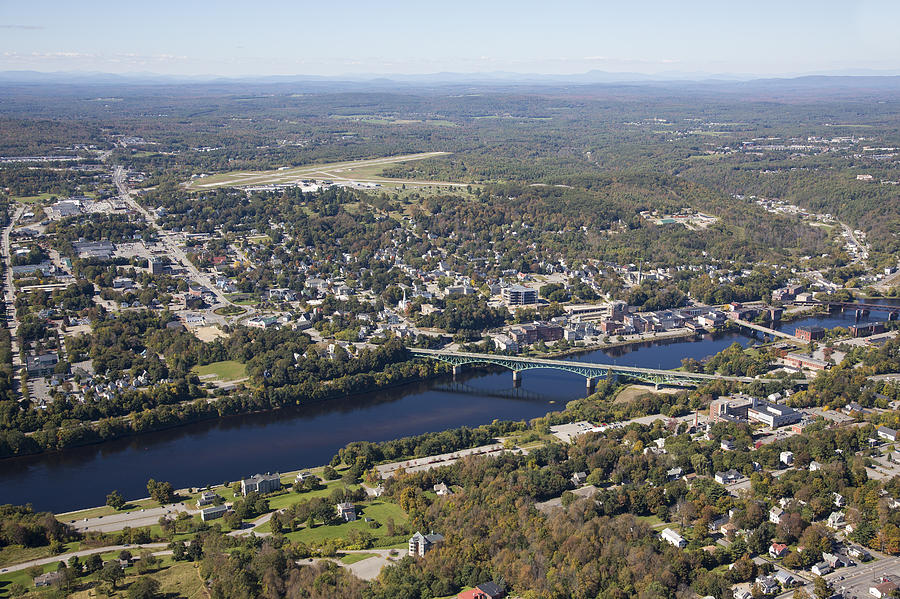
xmin=661 ymin=527 xmax=686 ymax=548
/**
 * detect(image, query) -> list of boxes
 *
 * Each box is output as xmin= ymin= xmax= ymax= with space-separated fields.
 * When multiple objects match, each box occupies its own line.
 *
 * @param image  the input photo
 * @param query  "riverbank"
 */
xmin=0 ymin=361 xmax=452 ymax=461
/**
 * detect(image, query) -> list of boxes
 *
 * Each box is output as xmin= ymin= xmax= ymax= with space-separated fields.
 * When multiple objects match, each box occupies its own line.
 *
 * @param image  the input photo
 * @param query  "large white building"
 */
xmin=747 ymin=401 xmax=801 ymax=428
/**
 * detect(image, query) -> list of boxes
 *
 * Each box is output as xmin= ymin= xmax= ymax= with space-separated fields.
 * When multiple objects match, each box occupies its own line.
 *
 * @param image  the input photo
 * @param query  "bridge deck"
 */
xmin=410 ymin=348 xmax=758 ymax=384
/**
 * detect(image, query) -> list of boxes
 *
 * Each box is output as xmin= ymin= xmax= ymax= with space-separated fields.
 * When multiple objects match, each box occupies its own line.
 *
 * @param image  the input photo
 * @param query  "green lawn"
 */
xmin=11 ymin=193 xmax=56 ymax=204
xmin=57 ymin=499 xmax=158 ymax=521
xmin=283 ymin=500 xmax=408 ymax=545
xmin=339 ymin=552 xmax=376 ymax=564
xmin=191 ymin=360 xmax=247 ymax=382
xmin=266 ymin=479 xmax=359 ymax=512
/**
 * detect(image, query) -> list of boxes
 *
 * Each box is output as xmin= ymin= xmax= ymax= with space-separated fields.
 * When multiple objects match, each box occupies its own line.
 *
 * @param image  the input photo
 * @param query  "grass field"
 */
xmin=185 ymin=152 xmax=459 ymax=190
xmin=191 ymin=360 xmax=247 ymax=382
xmin=11 ymin=193 xmax=56 ymax=204
xmin=339 ymin=552 xmax=376 ymax=564
xmin=282 ymin=500 xmax=408 ymax=545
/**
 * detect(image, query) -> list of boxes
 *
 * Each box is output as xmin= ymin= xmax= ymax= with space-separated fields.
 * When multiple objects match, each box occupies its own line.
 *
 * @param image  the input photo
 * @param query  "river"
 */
xmin=1 ymin=301 xmax=897 ymax=512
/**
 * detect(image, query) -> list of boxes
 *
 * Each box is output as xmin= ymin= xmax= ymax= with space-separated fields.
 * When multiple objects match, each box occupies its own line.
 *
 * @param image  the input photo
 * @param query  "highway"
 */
xmin=68 ymin=503 xmax=193 ymax=534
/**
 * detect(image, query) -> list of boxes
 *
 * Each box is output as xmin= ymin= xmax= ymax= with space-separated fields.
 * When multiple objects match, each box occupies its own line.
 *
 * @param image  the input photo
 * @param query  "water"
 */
xmin=1 ymin=302 xmax=896 ymax=512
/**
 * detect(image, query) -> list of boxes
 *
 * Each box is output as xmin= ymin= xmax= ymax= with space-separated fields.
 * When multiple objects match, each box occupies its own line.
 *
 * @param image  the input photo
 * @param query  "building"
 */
xmin=200 ymin=505 xmax=228 ymax=521
xmin=73 ymin=240 xmax=115 ymax=260
xmin=827 ymin=511 xmax=846 ymax=529
xmin=196 ymin=491 xmax=220 ymax=507
xmin=295 ymin=471 xmax=317 ymax=484
xmin=795 ymin=326 xmax=826 ymax=343
xmin=780 ymin=451 xmax=794 ymax=466
xmin=748 ymin=401 xmax=802 ymax=428
xmin=571 ymin=471 xmax=587 ymax=486
xmin=240 ymin=473 xmax=281 ymax=496
xmin=26 ymin=353 xmax=59 ymax=377
xmin=870 ymin=582 xmax=899 ymax=599
xmin=769 ymin=543 xmax=789 ymax=559
xmin=337 ymin=502 xmax=357 ymax=521
xmin=710 ymin=394 xmax=755 ymax=422
xmin=247 ymin=316 xmax=279 ymax=329
xmin=501 ymin=285 xmax=538 ymax=306
xmin=408 ymin=531 xmax=445 ymax=557
xmin=661 ymin=527 xmax=686 ymax=548
xmin=877 ymin=426 xmax=898 ymax=442
xmin=715 ymin=470 xmax=742 ymax=485
xmin=850 ymin=322 xmax=886 ymax=338
xmin=509 ymin=322 xmax=563 ymax=345
xmin=784 ymin=353 xmax=830 ymax=371
xmin=774 ymin=570 xmax=795 ymax=587
xmin=769 ymin=507 xmax=786 ymax=525
xmin=34 ymin=571 xmax=65 ymax=587
xmin=434 ymin=482 xmax=451 ymax=496
xmin=811 ymin=562 xmax=832 ymax=576
xmin=457 ymin=582 xmax=506 ymax=599
xmin=148 ymin=258 xmax=165 ymax=275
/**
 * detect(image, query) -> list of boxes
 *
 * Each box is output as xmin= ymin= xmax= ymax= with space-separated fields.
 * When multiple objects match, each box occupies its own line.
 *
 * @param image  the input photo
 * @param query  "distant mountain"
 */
xmin=1 ymin=69 xmax=899 ymax=95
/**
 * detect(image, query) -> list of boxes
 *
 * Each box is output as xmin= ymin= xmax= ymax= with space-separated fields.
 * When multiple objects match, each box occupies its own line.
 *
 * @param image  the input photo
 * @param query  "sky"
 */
xmin=2 ymin=0 xmax=900 ymax=78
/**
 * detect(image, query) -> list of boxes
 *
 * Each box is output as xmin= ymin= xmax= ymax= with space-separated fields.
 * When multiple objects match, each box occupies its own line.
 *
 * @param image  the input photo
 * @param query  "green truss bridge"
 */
xmin=409 ymin=348 xmax=759 ymax=389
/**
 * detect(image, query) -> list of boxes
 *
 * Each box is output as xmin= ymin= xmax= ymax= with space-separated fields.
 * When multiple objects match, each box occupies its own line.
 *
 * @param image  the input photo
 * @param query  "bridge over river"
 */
xmin=410 ymin=348 xmax=763 ymax=389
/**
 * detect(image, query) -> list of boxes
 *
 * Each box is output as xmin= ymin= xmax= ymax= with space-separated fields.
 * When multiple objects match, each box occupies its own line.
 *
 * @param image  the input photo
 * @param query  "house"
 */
xmin=877 ymin=426 xmax=898 ymax=442
xmin=666 ymin=467 xmax=684 ymax=481
xmin=721 ymin=439 xmax=735 ymax=451
xmin=196 ymin=491 xmax=220 ymax=507
xmin=200 ymin=504 xmax=228 ymax=521
xmin=780 ymin=451 xmax=794 ymax=466
xmin=811 ymin=562 xmax=832 ymax=576
xmin=661 ymin=527 xmax=687 ymax=548
xmin=774 ymin=570 xmax=795 ymax=588
xmin=241 ymin=473 xmax=281 ymax=496
xmin=769 ymin=507 xmax=786 ymax=525
xmin=715 ymin=469 xmax=742 ymax=485
xmin=571 ymin=471 xmax=587 ymax=486
xmin=409 ymin=531 xmax=445 ymax=557
xmin=870 ymin=582 xmax=898 ymax=599
xmin=769 ymin=542 xmax=789 ymax=559
xmin=295 ymin=471 xmax=317 ymax=484
xmin=823 ymin=552 xmax=848 ymax=569
xmin=756 ymin=576 xmax=779 ymax=595
xmin=833 ymin=493 xmax=846 ymax=507
xmin=337 ymin=502 xmax=357 ymax=521
xmin=809 ymin=461 xmax=822 ymax=471
xmin=434 ymin=482 xmax=452 ymax=496
xmin=848 ymin=546 xmax=871 ymax=561
xmin=827 ymin=511 xmax=846 ymax=529
xmin=457 ymin=581 xmax=506 ymax=599
xmin=34 ymin=571 xmax=65 ymax=587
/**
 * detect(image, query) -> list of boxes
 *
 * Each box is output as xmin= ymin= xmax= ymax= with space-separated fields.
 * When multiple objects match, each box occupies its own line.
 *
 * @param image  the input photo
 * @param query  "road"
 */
xmin=1 ymin=204 xmax=26 ymax=371
xmin=68 ymin=503 xmax=193 ymax=534
xmin=0 ymin=543 xmax=168 ymax=574
xmin=113 ymin=166 xmax=238 ymax=311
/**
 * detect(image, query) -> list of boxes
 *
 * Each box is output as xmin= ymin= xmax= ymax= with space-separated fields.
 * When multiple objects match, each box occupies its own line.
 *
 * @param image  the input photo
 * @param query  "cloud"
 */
xmin=0 ymin=24 xmax=44 ymax=30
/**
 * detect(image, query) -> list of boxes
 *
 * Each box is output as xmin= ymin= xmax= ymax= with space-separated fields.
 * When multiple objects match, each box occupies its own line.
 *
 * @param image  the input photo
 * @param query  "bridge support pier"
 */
xmin=452 ymin=365 xmax=461 ymax=379
xmin=890 ymin=312 xmax=898 ymax=321
xmin=512 ymin=370 xmax=522 ymax=387
xmin=586 ymin=377 xmax=596 ymax=393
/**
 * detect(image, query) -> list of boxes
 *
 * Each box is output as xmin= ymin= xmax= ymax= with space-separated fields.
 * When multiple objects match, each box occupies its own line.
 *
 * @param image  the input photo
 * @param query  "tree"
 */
xmin=128 ymin=576 xmax=161 ymax=599
xmin=106 ymin=490 xmax=125 ymax=510
xmin=794 ymin=587 xmax=810 ymax=599
xmin=146 ymin=479 xmax=175 ymax=505
xmin=813 ymin=576 xmax=831 ymax=599
xmin=99 ymin=561 xmax=124 ymax=589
